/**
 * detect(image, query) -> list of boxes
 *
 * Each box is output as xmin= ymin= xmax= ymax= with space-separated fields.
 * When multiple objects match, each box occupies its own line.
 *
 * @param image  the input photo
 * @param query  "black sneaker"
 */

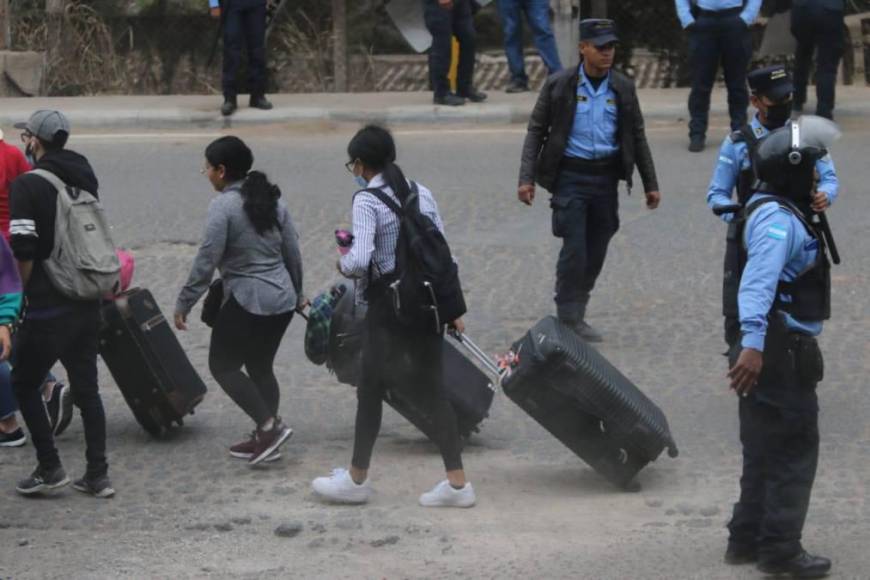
xmin=72 ymin=474 xmax=115 ymax=499
xmin=688 ymin=135 xmax=706 ymax=153
xmin=249 ymin=95 xmax=273 ymax=110
xmin=0 ymin=428 xmax=27 ymax=448
xmin=433 ymin=93 xmax=466 ymax=107
xmin=16 ymin=464 xmax=70 ymax=496
xmin=758 ymin=550 xmax=832 ymax=578
xmin=221 ymin=98 xmax=238 ymax=116
xmin=52 ymin=383 xmax=73 ymax=436
xmin=505 ymin=80 xmax=529 ymax=93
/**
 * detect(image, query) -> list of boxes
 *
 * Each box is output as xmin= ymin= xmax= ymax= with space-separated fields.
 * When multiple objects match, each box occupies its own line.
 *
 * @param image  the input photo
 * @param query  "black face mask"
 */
xmin=764 ymin=102 xmax=792 ymax=129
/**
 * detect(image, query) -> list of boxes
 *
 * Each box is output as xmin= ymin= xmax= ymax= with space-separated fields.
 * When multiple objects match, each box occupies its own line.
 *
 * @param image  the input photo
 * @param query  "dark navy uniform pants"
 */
xmin=550 ymin=166 xmax=620 ymax=324
xmin=424 ymin=0 xmax=476 ymax=98
xmin=687 ymin=9 xmax=751 ymax=138
xmin=791 ymin=1 xmax=844 ymax=119
xmin=222 ymin=0 xmax=268 ymax=100
xmin=727 ymin=330 xmax=821 ymax=565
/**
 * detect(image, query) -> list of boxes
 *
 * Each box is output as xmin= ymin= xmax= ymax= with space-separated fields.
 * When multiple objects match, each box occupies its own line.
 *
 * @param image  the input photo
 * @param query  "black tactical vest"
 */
xmin=722 ymin=196 xmax=831 ymax=334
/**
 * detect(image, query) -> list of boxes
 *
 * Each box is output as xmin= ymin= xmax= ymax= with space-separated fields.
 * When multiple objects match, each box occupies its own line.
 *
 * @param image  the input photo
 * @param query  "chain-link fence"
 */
xmin=3 ymin=0 xmax=869 ymax=96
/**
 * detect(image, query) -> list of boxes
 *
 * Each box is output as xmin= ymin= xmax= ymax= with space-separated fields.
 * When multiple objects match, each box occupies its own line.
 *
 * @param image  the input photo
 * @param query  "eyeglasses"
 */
xmin=19 ymin=131 xmax=33 ymax=143
xmin=345 ymin=160 xmax=357 ymax=174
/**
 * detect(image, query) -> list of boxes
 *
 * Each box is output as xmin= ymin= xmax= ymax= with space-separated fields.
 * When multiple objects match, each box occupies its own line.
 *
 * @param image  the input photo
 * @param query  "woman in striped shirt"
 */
xmin=312 ymin=125 xmax=475 ymax=508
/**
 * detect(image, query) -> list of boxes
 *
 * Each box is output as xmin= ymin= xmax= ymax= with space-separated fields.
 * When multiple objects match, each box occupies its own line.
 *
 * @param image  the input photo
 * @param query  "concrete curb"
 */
xmin=0 ymin=89 xmax=868 ymax=130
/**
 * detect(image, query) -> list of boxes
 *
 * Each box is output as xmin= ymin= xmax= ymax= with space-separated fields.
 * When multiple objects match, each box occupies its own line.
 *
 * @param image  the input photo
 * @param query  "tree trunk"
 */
xmin=332 ymin=0 xmax=347 ymax=92
xmin=45 ymin=0 xmax=66 ymax=65
xmin=0 ymin=0 xmax=10 ymax=50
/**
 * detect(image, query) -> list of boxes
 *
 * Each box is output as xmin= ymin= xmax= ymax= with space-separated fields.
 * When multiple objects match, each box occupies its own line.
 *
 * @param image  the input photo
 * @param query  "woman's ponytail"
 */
xmin=241 ymin=171 xmax=281 ymax=235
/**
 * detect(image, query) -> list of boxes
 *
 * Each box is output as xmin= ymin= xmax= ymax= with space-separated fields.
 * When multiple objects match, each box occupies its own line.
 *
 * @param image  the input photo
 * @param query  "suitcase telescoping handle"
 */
xmin=448 ymin=330 xmax=507 ymax=383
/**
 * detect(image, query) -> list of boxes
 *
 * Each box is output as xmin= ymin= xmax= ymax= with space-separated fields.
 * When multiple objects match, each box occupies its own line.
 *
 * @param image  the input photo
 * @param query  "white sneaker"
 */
xmin=419 ymin=480 xmax=476 ymax=508
xmin=311 ymin=468 xmax=372 ymax=504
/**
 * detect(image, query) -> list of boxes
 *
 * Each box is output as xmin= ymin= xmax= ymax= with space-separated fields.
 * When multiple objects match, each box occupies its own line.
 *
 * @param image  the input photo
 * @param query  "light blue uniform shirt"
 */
xmin=564 ymin=68 xmax=619 ymax=161
xmin=674 ymin=0 xmax=762 ymax=29
xmin=738 ymin=193 xmax=823 ymax=351
xmin=209 ymin=0 xmax=219 ymax=8
xmin=706 ymin=114 xmax=839 ymax=222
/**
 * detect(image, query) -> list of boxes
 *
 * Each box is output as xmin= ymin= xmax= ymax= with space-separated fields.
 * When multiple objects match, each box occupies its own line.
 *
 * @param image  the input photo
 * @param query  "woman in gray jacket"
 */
xmin=174 ymin=136 xmax=303 ymax=466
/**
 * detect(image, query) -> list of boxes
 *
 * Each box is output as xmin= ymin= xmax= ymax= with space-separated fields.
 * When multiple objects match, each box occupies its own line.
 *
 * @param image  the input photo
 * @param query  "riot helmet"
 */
xmin=752 ymin=115 xmax=841 ymax=205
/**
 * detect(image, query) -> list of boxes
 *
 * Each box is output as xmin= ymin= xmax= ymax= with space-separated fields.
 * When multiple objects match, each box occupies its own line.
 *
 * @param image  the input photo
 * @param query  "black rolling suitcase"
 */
xmin=384 ymin=335 xmax=497 ymax=440
xmin=323 ymin=289 xmax=496 ymax=439
xmin=99 ymin=288 xmax=207 ymax=437
xmin=501 ymin=317 xmax=678 ymax=488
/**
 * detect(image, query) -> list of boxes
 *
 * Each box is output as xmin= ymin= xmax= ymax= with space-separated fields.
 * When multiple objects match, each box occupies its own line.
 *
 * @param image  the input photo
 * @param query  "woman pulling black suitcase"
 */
xmin=174 ymin=136 xmax=304 ymax=466
xmin=311 ymin=125 xmax=476 ymax=508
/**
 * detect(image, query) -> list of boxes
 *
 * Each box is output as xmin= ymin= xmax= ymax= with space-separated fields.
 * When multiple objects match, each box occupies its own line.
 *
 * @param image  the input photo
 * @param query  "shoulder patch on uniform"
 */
xmin=606 ymin=98 xmax=616 ymax=105
xmin=766 ymin=224 xmax=788 ymax=241
xmin=577 ymin=95 xmax=588 ymax=102
xmin=754 ymin=125 xmax=764 ymax=137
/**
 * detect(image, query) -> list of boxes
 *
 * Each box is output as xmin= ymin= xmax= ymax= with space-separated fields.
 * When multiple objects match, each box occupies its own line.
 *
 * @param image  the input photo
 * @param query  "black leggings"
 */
xmin=351 ymin=291 xmax=463 ymax=473
xmin=209 ymin=296 xmax=292 ymax=427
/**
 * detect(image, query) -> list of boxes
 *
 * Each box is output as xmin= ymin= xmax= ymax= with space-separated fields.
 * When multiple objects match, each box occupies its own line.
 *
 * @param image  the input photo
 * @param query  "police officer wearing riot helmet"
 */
xmin=707 ymin=65 xmax=838 ymax=345
xmin=517 ymin=19 xmax=661 ymax=341
xmin=791 ymin=0 xmax=846 ymax=120
xmin=721 ymin=118 xmax=836 ymax=577
xmin=209 ymin=0 xmax=275 ymax=116
xmin=675 ymin=0 xmax=762 ymax=152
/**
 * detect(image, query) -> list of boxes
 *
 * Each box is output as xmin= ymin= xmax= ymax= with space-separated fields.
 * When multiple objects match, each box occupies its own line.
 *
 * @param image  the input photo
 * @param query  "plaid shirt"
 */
xmin=339 ymin=174 xmax=445 ymax=303
xmin=304 ymin=284 xmax=346 ymax=366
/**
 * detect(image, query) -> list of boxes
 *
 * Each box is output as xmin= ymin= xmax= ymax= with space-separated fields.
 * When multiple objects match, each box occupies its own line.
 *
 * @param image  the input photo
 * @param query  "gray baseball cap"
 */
xmin=14 ymin=109 xmax=71 ymax=144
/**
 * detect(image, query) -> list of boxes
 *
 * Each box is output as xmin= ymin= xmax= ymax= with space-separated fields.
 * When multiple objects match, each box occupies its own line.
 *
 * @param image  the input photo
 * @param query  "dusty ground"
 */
xmin=0 ymin=118 xmax=868 ymax=579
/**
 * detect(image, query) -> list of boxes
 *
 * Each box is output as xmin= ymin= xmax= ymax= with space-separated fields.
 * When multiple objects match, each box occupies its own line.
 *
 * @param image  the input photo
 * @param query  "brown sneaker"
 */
xmin=249 ymin=422 xmax=293 ymax=466
xmin=230 ymin=432 xmax=281 ymax=462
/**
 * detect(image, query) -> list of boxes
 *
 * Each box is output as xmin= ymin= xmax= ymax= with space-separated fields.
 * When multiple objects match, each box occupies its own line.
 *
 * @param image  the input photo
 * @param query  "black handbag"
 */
xmin=201 ymin=279 xmax=224 ymax=328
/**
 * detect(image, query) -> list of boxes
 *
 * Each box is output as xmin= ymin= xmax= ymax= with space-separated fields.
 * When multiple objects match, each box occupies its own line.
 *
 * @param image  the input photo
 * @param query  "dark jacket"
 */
xmin=9 ymin=149 xmax=100 ymax=312
xmin=519 ymin=65 xmax=659 ymax=194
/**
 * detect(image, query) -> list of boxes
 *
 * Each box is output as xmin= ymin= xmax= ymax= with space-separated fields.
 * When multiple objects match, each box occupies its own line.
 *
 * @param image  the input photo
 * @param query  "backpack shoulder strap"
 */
xmin=28 ymin=169 xmax=67 ymax=194
xmin=356 ymin=187 xmax=404 ymax=218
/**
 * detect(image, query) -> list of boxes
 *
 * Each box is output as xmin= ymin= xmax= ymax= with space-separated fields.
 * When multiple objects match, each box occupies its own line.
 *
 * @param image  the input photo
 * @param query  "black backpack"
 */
xmin=361 ymin=182 xmax=467 ymax=333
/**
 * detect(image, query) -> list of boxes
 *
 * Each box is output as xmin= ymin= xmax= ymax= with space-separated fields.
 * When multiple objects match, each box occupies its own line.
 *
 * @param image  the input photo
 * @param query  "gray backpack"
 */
xmin=30 ymin=169 xmax=120 ymax=300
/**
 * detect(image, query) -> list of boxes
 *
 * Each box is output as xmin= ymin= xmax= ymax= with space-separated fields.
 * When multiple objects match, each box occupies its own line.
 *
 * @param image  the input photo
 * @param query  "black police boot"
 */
xmin=249 ymin=94 xmax=273 ymax=110
xmin=724 ymin=542 xmax=758 ymax=565
xmin=221 ymin=97 xmax=238 ymax=117
xmin=434 ymin=93 xmax=466 ymax=107
xmin=460 ymin=88 xmax=488 ymax=103
xmin=688 ymin=135 xmax=706 ymax=153
xmin=757 ymin=551 xmax=832 ymax=578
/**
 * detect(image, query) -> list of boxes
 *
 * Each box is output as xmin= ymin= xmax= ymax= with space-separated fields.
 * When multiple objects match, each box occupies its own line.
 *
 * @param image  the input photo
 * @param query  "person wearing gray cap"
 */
xmin=7 ymin=110 xmax=114 ymax=498
xmin=516 ymin=19 xmax=661 ymax=342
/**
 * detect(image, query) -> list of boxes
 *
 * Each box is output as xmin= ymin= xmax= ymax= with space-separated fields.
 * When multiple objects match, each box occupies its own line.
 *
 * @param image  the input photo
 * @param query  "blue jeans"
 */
xmin=497 ymin=0 xmax=562 ymax=85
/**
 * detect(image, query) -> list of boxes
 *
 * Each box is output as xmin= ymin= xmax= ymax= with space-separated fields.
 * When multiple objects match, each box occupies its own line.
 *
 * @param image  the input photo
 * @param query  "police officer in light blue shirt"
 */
xmin=516 ymin=19 xmax=661 ymax=342
xmin=709 ymin=65 xmax=839 ymax=346
xmin=674 ymin=0 xmax=762 ymax=152
xmin=721 ymin=119 xmax=835 ymax=577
